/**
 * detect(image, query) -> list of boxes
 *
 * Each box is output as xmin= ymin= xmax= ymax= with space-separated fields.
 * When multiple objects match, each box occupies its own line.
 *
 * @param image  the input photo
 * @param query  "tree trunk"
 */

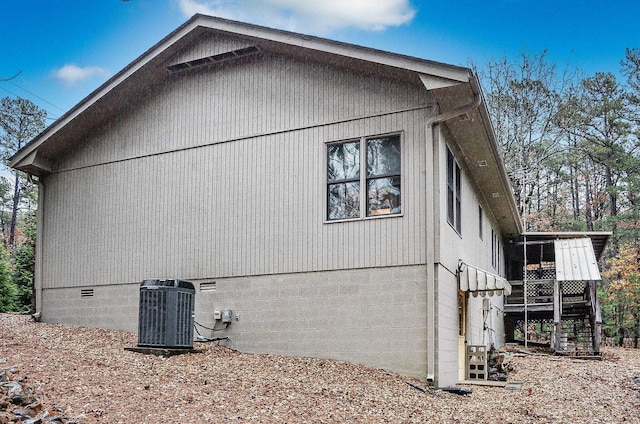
xmin=606 ymin=167 xmax=618 ymax=218
xmin=9 ymin=173 xmax=20 ymax=247
xmin=636 ymin=316 xmax=640 ymax=349
xmin=585 ymin=179 xmax=594 ymax=231
xmin=617 ymin=303 xmax=626 ymax=346
xmin=570 ymin=165 xmax=580 ymax=220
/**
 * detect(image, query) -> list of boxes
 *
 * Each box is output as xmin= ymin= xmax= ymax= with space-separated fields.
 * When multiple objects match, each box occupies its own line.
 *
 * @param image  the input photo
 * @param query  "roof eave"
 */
xmin=471 ymin=76 xmax=522 ymax=237
xmin=426 ymin=75 xmax=522 ymax=238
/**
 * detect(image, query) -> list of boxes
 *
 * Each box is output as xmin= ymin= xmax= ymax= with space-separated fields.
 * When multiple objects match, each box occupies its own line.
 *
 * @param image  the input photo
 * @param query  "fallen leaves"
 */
xmin=1 ymin=312 xmax=640 ymax=423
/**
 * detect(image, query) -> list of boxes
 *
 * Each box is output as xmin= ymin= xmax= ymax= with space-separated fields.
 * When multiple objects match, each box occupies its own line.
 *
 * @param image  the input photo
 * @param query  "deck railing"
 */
xmin=504 ymin=280 xmax=555 ymax=306
xmin=505 ymin=279 xmax=589 ymax=307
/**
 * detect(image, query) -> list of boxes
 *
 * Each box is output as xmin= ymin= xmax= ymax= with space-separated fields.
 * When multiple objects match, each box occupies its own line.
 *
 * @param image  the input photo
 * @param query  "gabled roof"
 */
xmin=10 ymin=14 xmax=470 ymax=173
xmin=9 ymin=14 xmax=521 ymax=237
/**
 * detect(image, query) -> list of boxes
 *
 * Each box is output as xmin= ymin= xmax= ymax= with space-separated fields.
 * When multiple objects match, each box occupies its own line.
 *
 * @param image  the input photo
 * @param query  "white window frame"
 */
xmin=447 ymin=147 xmax=462 ymax=234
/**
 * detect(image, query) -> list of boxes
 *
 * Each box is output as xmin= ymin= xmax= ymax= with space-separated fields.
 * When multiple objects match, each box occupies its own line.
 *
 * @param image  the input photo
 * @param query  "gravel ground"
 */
xmin=1 ymin=313 xmax=640 ymax=423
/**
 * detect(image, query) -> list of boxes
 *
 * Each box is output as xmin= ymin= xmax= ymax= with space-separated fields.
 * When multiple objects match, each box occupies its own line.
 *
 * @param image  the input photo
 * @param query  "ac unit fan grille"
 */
xmin=137 ymin=279 xmax=195 ymax=349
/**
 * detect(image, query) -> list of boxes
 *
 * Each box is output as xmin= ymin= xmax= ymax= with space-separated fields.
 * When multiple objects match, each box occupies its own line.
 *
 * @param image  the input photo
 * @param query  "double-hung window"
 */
xmin=478 ymin=205 xmax=483 ymax=240
xmin=491 ymin=229 xmax=501 ymax=271
xmin=447 ymin=147 xmax=461 ymax=233
xmin=327 ymin=134 xmax=401 ymax=220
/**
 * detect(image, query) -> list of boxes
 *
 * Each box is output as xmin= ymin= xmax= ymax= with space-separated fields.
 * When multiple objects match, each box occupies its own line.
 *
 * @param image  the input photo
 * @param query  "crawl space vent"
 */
xmin=199 ymin=281 xmax=217 ymax=292
xmin=80 ymin=289 xmax=94 ymax=298
xmin=167 ymin=46 xmax=261 ymax=73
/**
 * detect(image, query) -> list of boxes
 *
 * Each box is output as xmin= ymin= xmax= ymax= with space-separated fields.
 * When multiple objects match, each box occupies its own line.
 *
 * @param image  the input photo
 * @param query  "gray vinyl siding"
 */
xmin=42 ymin=50 xmax=431 ymax=289
xmin=55 ymin=52 xmax=428 ymax=172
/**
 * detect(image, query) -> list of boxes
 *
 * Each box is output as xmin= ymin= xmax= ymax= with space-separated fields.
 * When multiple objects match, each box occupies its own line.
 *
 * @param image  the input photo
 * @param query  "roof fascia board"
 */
xmin=196 ymin=15 xmax=471 ymax=83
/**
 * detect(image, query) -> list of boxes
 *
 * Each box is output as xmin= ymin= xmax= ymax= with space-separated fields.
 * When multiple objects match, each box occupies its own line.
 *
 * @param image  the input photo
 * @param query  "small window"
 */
xmin=447 ymin=147 xmax=461 ymax=233
xmin=491 ymin=229 xmax=501 ymax=271
xmin=478 ymin=205 xmax=483 ymax=240
xmin=491 ymin=229 xmax=496 ymax=269
xmin=327 ymin=135 xmax=401 ymax=220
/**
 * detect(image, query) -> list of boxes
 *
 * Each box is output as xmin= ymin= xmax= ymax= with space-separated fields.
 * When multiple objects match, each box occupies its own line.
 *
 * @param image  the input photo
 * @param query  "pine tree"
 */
xmin=0 ymin=244 xmax=16 ymax=312
xmin=11 ymin=211 xmax=36 ymax=311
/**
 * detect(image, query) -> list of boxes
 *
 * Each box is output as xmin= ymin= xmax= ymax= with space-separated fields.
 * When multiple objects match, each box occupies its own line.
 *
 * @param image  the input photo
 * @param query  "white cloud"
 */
xmin=176 ymin=0 xmax=415 ymax=33
xmin=177 ymin=0 xmax=219 ymax=16
xmin=52 ymin=64 xmax=110 ymax=87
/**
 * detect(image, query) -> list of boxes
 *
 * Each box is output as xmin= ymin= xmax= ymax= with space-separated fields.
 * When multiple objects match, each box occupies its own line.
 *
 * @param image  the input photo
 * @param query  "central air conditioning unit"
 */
xmin=137 ymin=279 xmax=195 ymax=349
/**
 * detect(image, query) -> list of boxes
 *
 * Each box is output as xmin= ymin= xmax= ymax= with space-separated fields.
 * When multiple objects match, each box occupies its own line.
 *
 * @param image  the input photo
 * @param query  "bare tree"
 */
xmin=476 ymin=51 xmax=575 ymax=228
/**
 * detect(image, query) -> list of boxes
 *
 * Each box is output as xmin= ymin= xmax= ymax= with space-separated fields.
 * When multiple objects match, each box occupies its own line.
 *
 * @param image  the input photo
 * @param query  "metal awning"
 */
xmin=554 ymin=238 xmax=602 ymax=281
xmin=458 ymin=262 xmax=512 ymax=297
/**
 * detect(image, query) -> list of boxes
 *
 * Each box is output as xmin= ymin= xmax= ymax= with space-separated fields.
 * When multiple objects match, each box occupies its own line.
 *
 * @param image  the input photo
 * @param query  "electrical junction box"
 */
xmin=214 ymin=310 xmax=221 ymax=320
xmin=221 ymin=309 xmax=233 ymax=323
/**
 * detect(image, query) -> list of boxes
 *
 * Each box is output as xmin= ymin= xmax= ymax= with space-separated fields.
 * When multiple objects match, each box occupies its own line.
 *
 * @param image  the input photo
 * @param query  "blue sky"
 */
xmin=1 ymin=0 xmax=639 ymax=122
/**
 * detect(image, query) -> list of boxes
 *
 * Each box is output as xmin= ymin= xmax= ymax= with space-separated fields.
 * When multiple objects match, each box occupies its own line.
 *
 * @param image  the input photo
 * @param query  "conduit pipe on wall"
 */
xmin=423 ymin=75 xmax=481 ymax=385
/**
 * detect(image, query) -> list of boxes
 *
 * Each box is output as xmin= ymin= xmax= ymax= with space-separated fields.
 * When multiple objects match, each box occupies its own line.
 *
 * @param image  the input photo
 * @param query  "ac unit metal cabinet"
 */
xmin=137 ymin=279 xmax=195 ymax=349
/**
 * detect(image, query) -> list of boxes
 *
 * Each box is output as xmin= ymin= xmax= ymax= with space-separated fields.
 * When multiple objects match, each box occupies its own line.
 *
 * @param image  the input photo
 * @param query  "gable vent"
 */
xmin=167 ymin=46 xmax=261 ymax=73
xmin=80 ymin=288 xmax=94 ymax=298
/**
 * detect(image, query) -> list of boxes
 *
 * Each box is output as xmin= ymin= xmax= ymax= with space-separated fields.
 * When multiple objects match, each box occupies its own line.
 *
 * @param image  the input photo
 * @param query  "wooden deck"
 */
xmin=504 ymin=278 xmax=601 ymax=355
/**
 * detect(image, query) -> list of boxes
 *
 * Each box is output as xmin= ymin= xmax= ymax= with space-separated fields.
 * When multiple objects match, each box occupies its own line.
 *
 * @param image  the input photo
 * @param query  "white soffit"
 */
xmin=554 ymin=238 xmax=602 ymax=281
xmin=459 ymin=263 xmax=512 ymax=297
